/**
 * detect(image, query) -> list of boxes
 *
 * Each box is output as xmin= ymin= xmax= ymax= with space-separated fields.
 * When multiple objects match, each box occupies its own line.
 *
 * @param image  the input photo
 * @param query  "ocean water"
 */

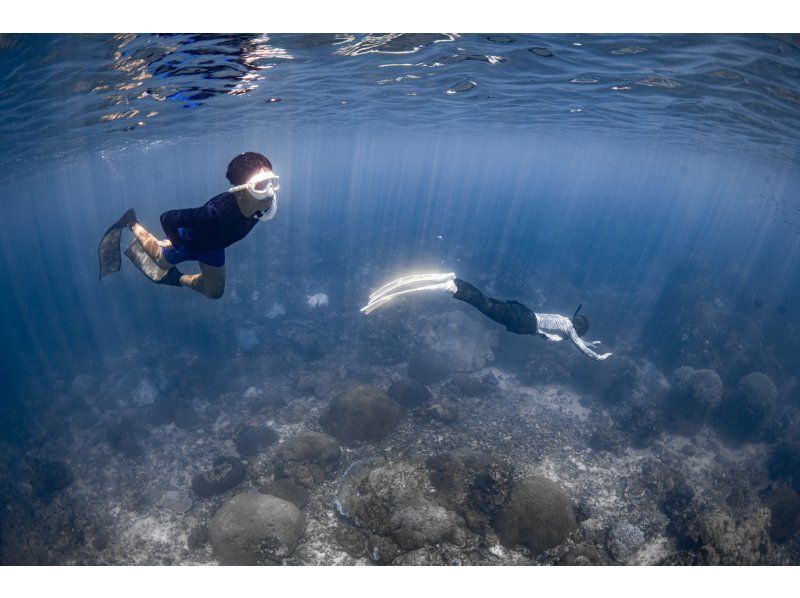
xmin=1 ymin=33 xmax=800 ymax=565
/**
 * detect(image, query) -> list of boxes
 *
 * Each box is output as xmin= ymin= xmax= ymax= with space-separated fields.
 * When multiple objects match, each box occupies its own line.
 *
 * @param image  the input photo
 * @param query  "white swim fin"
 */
xmin=361 ymin=272 xmax=456 ymax=314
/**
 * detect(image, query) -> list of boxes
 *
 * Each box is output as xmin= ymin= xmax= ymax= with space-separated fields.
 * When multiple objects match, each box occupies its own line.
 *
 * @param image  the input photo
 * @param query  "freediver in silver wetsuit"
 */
xmin=361 ymin=272 xmax=612 ymax=361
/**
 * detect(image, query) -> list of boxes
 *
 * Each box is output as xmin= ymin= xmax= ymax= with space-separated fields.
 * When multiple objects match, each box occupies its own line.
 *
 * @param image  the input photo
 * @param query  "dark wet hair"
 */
xmin=572 ymin=314 xmax=589 ymax=337
xmin=226 ymin=152 xmax=272 ymax=186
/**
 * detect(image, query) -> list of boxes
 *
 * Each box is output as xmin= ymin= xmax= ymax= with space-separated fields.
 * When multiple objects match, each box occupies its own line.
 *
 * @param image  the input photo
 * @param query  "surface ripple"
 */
xmin=0 ymin=33 xmax=798 ymax=168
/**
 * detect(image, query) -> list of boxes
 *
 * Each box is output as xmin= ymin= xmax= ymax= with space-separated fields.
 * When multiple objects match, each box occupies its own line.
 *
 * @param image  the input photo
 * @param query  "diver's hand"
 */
xmin=158 ymin=239 xmax=173 ymax=250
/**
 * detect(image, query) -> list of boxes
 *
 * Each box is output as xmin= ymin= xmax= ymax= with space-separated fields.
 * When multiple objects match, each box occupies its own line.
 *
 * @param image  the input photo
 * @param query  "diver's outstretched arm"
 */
xmin=567 ymin=326 xmax=613 ymax=361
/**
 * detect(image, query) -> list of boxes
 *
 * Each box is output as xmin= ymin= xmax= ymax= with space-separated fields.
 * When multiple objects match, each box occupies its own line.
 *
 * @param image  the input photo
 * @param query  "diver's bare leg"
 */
xmin=131 ymin=223 xmax=171 ymax=269
xmin=180 ymin=262 xmax=225 ymax=300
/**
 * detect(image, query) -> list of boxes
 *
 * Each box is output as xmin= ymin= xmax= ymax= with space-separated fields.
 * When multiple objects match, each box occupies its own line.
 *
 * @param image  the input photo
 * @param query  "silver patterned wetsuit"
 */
xmin=533 ymin=312 xmax=612 ymax=361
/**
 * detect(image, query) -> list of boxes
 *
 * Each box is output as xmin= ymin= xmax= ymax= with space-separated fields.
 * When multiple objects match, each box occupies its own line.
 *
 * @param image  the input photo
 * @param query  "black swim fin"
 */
xmin=113 ymin=208 xmax=137 ymax=230
xmin=98 ymin=209 xmax=137 ymax=280
xmin=98 ymin=226 xmax=122 ymax=280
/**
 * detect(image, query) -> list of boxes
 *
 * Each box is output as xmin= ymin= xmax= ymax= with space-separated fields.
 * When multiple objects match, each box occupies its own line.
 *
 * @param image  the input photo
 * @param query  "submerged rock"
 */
xmin=191 ymin=456 xmax=246 ymax=498
xmin=155 ymin=490 xmax=193 ymax=514
xmin=573 ymin=354 xmax=639 ymax=404
xmin=661 ymin=482 xmax=697 ymax=541
xmin=714 ymin=372 xmax=778 ymax=444
xmin=768 ymin=440 xmax=800 ymax=492
xmin=492 ymin=475 xmax=577 ymax=555
xmin=450 ymin=373 xmax=486 ymax=398
xmin=334 ymin=524 xmax=367 ymax=558
xmin=553 ymin=544 xmax=610 ymax=566
xmin=367 ymin=534 xmax=401 ymax=565
xmin=588 ymin=420 xmax=625 ymax=454
xmin=259 ymin=478 xmax=309 ymax=509
xmin=390 ymin=502 xmax=465 ymax=551
xmin=145 ymin=398 xmax=199 ymax=429
xmin=320 ymin=384 xmax=404 ymax=445
xmin=665 ymin=366 xmax=723 ymax=435
xmin=23 ymin=458 xmax=73 ymax=498
xmin=335 ymin=459 xmax=465 ymax=560
xmin=249 ymin=389 xmax=288 ymax=412
xmin=275 ymin=431 xmax=341 ymax=488
xmin=388 ymin=378 xmax=432 ymax=408
xmin=425 ymin=402 xmax=459 ymax=423
xmin=105 ymin=419 xmax=147 ymax=458
xmin=208 ymin=493 xmax=306 ymax=565
xmin=172 ymin=404 xmax=200 ymax=429
xmin=606 ymin=521 xmax=645 ymax=563
xmin=234 ymin=425 xmax=278 ymax=457
xmin=640 ymin=257 xmax=737 ymax=371
xmin=187 ymin=525 xmax=209 ymax=550
xmin=662 ymin=481 xmax=772 ymax=565
xmin=683 ymin=509 xmax=772 ymax=565
xmin=613 ymin=394 xmax=665 ymax=447
xmin=336 ymin=460 xmax=426 ymax=531
xmin=762 ymin=487 xmax=800 ymax=543
xmin=426 ymin=451 xmax=514 ymax=533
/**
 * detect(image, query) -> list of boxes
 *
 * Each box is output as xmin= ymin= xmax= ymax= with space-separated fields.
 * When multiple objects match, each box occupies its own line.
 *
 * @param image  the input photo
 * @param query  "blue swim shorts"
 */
xmin=162 ymin=245 xmax=225 ymax=267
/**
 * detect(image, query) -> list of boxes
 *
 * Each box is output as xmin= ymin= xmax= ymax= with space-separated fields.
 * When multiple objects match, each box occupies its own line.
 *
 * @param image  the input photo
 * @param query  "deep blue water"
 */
xmin=1 ymin=33 xmax=800 ymax=565
xmin=2 ymin=130 xmax=798 ymax=401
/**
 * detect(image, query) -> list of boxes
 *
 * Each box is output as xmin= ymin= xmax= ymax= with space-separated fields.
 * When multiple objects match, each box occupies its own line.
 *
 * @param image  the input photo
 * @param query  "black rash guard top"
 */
xmin=160 ymin=192 xmax=259 ymax=252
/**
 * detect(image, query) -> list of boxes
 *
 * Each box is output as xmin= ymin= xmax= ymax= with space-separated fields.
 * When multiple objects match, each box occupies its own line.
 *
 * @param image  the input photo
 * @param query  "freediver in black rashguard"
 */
xmin=98 ymin=152 xmax=279 ymax=299
xmin=361 ymin=273 xmax=612 ymax=361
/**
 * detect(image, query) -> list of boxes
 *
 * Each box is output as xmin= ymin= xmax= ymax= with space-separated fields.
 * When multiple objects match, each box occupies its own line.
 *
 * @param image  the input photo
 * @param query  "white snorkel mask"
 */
xmin=229 ymin=170 xmax=280 ymax=221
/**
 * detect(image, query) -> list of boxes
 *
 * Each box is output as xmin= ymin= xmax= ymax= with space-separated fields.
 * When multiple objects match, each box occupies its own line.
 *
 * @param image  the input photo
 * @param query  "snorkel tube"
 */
xmin=573 ymin=304 xmax=582 ymax=319
xmin=254 ymin=197 xmax=277 ymax=221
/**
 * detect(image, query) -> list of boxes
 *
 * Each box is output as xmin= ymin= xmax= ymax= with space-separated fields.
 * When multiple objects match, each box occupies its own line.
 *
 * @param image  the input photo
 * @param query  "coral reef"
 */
xmin=208 ymin=493 xmax=306 ymax=565
xmin=425 ymin=451 xmax=514 ymax=533
xmin=335 ymin=459 xmax=465 ymax=562
xmin=665 ymin=366 xmax=723 ymax=436
xmin=714 ymin=372 xmax=778 ymax=445
xmin=191 ymin=457 xmax=246 ymax=498
xmin=234 ymin=425 xmax=278 ymax=457
xmin=320 ymin=384 xmax=404 ymax=445
xmin=275 ymin=432 xmax=342 ymax=488
xmin=387 ymin=378 xmax=432 ymax=408
xmin=3 ymin=276 xmax=798 ymax=566
xmin=492 ymin=475 xmax=577 ymax=555
xmin=606 ymin=520 xmax=645 ymax=563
